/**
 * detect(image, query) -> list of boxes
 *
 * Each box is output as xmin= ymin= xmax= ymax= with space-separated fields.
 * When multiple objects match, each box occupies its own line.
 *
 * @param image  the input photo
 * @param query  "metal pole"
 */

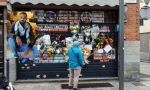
xmin=3 ymin=5 xmax=7 ymax=78
xmin=119 ymin=0 xmax=124 ymax=90
xmin=6 ymin=59 xmax=9 ymax=82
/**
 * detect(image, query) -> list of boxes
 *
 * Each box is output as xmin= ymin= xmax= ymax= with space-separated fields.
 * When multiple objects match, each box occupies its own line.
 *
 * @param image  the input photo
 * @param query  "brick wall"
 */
xmin=1 ymin=0 xmax=6 ymax=2
xmin=124 ymin=3 xmax=140 ymax=41
xmin=0 ymin=0 xmax=7 ymax=6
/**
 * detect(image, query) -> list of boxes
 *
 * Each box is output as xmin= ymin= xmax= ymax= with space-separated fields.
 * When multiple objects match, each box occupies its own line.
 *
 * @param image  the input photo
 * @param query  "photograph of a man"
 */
xmin=8 ymin=12 xmax=38 ymax=62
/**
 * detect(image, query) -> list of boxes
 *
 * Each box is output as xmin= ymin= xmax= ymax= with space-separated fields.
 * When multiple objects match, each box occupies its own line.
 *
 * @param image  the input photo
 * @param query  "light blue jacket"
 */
xmin=68 ymin=41 xmax=83 ymax=68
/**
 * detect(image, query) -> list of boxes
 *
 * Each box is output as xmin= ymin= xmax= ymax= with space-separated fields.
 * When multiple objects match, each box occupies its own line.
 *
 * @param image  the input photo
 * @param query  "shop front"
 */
xmin=7 ymin=0 xmax=119 ymax=80
xmin=0 ymin=0 xmax=6 ymax=76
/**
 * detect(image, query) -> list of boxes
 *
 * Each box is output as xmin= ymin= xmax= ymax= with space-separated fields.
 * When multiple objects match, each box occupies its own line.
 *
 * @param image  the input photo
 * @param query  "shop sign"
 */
xmin=37 ymin=24 xmax=68 ymax=32
xmin=125 ymin=0 xmax=137 ymax=3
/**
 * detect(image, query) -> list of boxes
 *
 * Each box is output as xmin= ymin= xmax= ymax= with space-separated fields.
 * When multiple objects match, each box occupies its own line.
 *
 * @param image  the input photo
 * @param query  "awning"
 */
xmin=0 ymin=0 xmax=7 ymax=6
xmin=9 ymin=0 xmax=119 ymax=7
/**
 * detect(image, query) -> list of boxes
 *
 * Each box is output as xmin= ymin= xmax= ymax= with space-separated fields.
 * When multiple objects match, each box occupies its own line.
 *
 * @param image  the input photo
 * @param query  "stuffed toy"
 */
xmin=37 ymin=34 xmax=51 ymax=54
xmin=91 ymin=25 xmax=100 ymax=44
xmin=82 ymin=26 xmax=92 ymax=44
xmin=47 ymin=46 xmax=54 ymax=57
xmin=69 ymin=22 xmax=79 ymax=41
xmin=65 ymin=37 xmax=73 ymax=48
xmin=82 ymin=48 xmax=91 ymax=64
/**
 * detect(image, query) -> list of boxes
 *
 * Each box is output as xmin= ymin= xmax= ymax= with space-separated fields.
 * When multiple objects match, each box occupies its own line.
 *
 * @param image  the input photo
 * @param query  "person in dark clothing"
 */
xmin=8 ymin=12 xmax=38 ymax=61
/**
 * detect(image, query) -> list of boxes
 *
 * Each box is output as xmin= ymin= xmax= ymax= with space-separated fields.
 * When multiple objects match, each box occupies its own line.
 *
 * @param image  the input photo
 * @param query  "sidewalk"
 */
xmin=12 ymin=62 xmax=150 ymax=90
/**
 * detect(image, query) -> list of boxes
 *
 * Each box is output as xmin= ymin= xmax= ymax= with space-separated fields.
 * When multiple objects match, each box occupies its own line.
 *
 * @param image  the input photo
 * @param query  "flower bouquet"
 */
xmin=82 ymin=48 xmax=91 ymax=64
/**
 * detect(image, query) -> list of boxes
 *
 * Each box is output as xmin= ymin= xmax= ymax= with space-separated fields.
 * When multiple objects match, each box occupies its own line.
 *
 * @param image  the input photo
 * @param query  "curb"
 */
xmin=14 ymin=77 xmax=118 ymax=83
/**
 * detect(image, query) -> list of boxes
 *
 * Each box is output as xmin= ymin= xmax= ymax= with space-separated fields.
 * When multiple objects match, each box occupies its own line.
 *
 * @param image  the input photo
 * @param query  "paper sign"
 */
xmin=65 ymin=37 xmax=73 ymax=47
xmin=84 ymin=44 xmax=92 ymax=50
xmin=104 ymin=44 xmax=112 ymax=53
xmin=98 ymin=49 xmax=104 ymax=53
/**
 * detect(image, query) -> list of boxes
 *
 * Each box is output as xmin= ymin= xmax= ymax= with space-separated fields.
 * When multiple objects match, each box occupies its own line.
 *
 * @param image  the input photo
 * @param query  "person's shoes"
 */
xmin=68 ymin=86 xmax=73 ymax=89
xmin=73 ymin=88 xmax=80 ymax=90
xmin=14 ymin=54 xmax=19 ymax=58
xmin=25 ymin=60 xmax=33 ymax=65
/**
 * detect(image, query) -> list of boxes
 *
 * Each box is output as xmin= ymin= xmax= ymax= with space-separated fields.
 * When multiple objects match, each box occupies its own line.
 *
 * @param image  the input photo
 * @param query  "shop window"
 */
xmin=7 ymin=10 xmax=117 ymax=64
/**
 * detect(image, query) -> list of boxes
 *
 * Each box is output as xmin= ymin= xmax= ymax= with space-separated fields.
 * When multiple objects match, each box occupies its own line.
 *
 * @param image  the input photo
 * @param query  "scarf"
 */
xmin=14 ymin=21 xmax=30 ymax=39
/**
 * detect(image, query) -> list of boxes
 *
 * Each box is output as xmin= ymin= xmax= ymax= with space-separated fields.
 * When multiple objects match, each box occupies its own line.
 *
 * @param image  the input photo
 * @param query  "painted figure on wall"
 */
xmin=8 ymin=12 xmax=38 ymax=63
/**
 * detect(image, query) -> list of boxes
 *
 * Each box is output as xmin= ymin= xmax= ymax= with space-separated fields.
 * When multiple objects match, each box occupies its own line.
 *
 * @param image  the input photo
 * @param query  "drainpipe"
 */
xmin=3 ymin=6 xmax=7 ymax=78
xmin=119 ymin=0 xmax=124 ymax=90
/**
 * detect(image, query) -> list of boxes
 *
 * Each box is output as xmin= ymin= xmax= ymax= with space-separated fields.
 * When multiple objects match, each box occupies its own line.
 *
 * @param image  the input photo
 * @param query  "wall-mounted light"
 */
xmin=124 ymin=4 xmax=128 ymax=12
xmin=124 ymin=4 xmax=128 ymax=23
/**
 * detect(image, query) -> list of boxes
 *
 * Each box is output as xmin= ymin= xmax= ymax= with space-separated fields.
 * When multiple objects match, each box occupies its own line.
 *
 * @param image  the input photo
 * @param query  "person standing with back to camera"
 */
xmin=67 ymin=40 xmax=83 ymax=90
